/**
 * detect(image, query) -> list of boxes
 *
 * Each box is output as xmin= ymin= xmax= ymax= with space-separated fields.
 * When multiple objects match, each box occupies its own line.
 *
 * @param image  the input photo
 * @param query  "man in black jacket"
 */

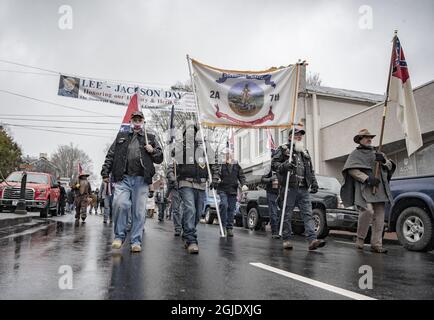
xmin=101 ymin=111 xmax=163 ymax=253
xmin=261 ymin=167 xmax=279 ymax=238
xmin=58 ymin=182 xmax=66 ymax=216
xmin=167 ymin=163 xmax=183 ymax=236
xmin=271 ymin=128 xmax=326 ymax=251
xmin=214 ymin=148 xmax=246 ymax=237
xmin=168 ymin=123 xmax=219 ymax=254
xmin=156 ymin=188 xmax=167 ymax=222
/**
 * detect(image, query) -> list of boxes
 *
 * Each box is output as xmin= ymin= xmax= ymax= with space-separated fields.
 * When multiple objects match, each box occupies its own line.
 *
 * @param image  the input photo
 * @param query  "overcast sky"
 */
xmin=0 ymin=0 xmax=433 ymax=185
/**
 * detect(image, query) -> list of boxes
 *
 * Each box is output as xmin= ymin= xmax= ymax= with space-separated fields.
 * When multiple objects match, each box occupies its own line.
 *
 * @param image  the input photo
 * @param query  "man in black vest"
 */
xmin=214 ymin=148 xmax=247 ymax=237
xmin=271 ymin=128 xmax=326 ymax=251
xmin=101 ymin=111 xmax=163 ymax=253
xmin=261 ymin=167 xmax=280 ymax=238
xmin=156 ymin=188 xmax=167 ymax=222
xmin=168 ymin=123 xmax=219 ymax=254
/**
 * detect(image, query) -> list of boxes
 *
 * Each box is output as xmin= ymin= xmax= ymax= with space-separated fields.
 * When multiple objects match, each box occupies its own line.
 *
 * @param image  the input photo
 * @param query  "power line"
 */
xmin=0 ymin=114 xmax=119 ymax=118
xmin=0 ymin=59 xmax=58 ymax=74
xmin=0 ymin=117 xmax=120 ymax=125
xmin=2 ymin=123 xmax=118 ymax=131
xmin=0 ymin=89 xmax=116 ymax=116
xmin=0 ymin=117 xmax=164 ymax=127
xmin=0 ymin=58 xmax=174 ymax=87
xmin=7 ymin=123 xmax=113 ymax=138
xmin=0 ymin=69 xmax=59 ymax=76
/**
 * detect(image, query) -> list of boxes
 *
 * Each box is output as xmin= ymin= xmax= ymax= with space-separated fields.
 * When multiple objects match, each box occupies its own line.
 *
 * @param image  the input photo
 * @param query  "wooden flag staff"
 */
xmin=373 ymin=30 xmax=398 ymax=195
xmin=187 ymin=55 xmax=226 ymax=238
xmin=278 ymin=62 xmax=302 ymax=236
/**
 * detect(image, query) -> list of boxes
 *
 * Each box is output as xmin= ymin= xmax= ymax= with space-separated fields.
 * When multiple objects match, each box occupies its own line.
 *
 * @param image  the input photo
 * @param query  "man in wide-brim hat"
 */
xmin=72 ymin=172 xmax=92 ymax=223
xmin=340 ymin=129 xmax=396 ymax=253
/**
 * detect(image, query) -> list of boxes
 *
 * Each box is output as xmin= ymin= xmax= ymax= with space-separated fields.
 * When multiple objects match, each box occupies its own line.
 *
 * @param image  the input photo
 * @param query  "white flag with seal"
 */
xmin=388 ymin=37 xmax=423 ymax=156
xmin=191 ymin=59 xmax=298 ymax=128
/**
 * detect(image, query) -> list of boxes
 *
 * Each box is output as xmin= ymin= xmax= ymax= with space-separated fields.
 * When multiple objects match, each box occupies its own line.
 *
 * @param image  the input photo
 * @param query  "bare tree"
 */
xmin=50 ymin=143 xmax=94 ymax=182
xmin=307 ymin=72 xmax=322 ymax=87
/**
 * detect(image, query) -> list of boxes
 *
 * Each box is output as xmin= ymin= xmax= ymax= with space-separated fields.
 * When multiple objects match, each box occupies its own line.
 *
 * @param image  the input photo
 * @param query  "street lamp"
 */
xmin=15 ymin=171 xmax=28 ymax=215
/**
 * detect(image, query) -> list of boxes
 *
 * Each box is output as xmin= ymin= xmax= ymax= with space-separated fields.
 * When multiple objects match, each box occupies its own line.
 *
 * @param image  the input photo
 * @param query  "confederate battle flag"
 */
xmin=388 ymin=36 xmax=423 ymax=156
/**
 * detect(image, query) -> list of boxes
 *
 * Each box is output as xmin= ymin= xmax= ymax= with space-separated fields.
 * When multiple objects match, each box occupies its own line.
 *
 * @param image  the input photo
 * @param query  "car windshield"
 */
xmin=317 ymin=176 xmax=341 ymax=194
xmin=6 ymin=172 xmax=49 ymax=184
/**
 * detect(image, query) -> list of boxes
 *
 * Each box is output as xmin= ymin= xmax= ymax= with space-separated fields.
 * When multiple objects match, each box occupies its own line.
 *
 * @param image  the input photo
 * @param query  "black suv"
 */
xmin=239 ymin=175 xmax=358 ymax=238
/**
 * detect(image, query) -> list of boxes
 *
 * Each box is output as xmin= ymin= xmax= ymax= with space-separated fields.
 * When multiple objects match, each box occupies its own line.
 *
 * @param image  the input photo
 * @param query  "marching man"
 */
xmin=340 ymin=129 xmax=396 ymax=253
xmin=271 ymin=128 xmax=326 ymax=251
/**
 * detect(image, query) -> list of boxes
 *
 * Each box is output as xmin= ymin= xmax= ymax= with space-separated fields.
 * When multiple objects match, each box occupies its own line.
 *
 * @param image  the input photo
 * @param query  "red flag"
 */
xmin=78 ymin=162 xmax=83 ymax=175
xmin=266 ymin=128 xmax=277 ymax=151
xmin=120 ymin=88 xmax=140 ymax=132
xmin=389 ymin=36 xmax=422 ymax=156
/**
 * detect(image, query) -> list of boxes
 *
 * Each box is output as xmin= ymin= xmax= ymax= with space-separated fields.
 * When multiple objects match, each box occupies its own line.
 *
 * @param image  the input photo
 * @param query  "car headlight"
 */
xmin=36 ymin=189 xmax=47 ymax=198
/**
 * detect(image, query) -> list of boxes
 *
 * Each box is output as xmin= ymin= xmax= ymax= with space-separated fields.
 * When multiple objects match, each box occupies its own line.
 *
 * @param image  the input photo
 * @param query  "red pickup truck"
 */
xmin=0 ymin=171 xmax=61 ymax=217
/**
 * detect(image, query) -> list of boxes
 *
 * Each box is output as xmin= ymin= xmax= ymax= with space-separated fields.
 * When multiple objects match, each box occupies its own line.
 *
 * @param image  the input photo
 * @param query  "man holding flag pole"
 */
xmin=101 ymin=88 xmax=163 ymax=253
xmin=341 ymin=31 xmax=421 ymax=253
xmin=166 ymin=105 xmax=184 ymax=237
xmin=188 ymin=57 xmax=323 ymax=251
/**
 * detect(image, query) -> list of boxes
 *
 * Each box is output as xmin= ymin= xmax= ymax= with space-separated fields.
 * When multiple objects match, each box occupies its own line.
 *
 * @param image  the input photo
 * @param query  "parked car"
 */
xmin=0 ymin=171 xmax=61 ymax=217
xmin=240 ymin=175 xmax=358 ymax=239
xmin=202 ymin=190 xmax=220 ymax=224
xmin=385 ymin=174 xmax=434 ymax=252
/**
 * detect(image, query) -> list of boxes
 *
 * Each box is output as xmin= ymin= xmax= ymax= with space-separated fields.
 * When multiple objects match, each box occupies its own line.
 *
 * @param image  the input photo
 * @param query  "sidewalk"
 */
xmin=0 ymin=212 xmax=41 ymax=229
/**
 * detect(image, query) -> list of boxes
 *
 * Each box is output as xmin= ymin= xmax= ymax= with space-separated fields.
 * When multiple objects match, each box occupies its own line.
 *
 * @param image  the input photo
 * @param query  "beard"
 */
xmin=294 ymin=140 xmax=305 ymax=152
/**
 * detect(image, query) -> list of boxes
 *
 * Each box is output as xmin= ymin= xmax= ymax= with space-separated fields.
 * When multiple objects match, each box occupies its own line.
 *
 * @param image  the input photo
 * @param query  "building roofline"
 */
xmin=320 ymin=79 xmax=434 ymax=130
xmin=305 ymin=84 xmax=384 ymax=103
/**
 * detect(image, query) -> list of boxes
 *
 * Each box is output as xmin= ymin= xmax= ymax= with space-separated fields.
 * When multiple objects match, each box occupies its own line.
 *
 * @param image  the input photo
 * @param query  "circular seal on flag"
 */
xmin=228 ymin=81 xmax=264 ymax=117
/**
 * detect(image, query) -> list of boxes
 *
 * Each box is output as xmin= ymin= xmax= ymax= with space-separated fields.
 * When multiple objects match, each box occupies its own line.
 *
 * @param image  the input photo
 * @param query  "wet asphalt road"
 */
xmin=0 ymin=213 xmax=433 ymax=300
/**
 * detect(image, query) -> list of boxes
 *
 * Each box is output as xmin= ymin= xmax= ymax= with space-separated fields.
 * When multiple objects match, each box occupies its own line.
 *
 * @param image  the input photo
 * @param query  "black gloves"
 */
xmin=168 ymin=181 xmax=178 ymax=191
xmin=210 ymin=179 xmax=219 ymax=190
xmin=282 ymin=160 xmax=296 ymax=172
xmin=375 ymin=152 xmax=387 ymax=164
xmin=365 ymin=175 xmax=380 ymax=187
xmin=310 ymin=184 xmax=319 ymax=194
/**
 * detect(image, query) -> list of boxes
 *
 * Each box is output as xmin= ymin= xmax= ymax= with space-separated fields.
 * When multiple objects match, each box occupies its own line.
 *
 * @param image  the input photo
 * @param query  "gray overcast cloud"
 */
xmin=0 ymin=0 xmax=433 ymax=184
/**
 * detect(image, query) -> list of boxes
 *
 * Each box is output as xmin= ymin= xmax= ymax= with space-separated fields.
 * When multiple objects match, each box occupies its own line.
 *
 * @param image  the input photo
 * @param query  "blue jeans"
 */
xmin=171 ymin=189 xmax=183 ymax=232
xmin=179 ymin=187 xmax=205 ymax=245
xmin=218 ymin=191 xmax=237 ymax=230
xmin=158 ymin=203 xmax=166 ymax=220
xmin=282 ymin=187 xmax=316 ymax=242
xmin=112 ymin=175 xmax=149 ymax=245
xmin=266 ymin=191 xmax=279 ymax=234
xmin=103 ymin=195 xmax=113 ymax=222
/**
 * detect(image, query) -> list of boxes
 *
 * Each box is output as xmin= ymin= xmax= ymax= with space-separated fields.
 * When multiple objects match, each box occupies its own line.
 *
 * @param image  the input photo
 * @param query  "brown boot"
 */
xmin=282 ymin=240 xmax=293 ymax=250
xmin=308 ymin=239 xmax=326 ymax=250
xmin=371 ymin=246 xmax=388 ymax=254
xmin=187 ymin=243 xmax=199 ymax=254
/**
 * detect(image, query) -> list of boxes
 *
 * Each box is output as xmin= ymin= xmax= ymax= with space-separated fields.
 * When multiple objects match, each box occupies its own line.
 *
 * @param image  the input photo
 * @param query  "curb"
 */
xmin=329 ymin=231 xmax=400 ymax=245
xmin=0 ymin=214 xmax=33 ymax=229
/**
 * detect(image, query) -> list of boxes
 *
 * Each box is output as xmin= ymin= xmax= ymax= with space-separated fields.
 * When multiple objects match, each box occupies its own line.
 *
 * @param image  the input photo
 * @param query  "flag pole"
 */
xmin=279 ymin=62 xmax=301 ymax=236
xmin=136 ymin=87 xmax=149 ymax=145
xmin=186 ymin=55 xmax=226 ymax=238
xmin=373 ymin=30 xmax=398 ymax=194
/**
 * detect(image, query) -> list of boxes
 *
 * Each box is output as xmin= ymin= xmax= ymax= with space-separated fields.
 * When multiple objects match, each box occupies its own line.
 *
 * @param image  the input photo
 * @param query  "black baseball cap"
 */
xmin=130 ymin=111 xmax=144 ymax=119
xmin=288 ymin=128 xmax=305 ymax=136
